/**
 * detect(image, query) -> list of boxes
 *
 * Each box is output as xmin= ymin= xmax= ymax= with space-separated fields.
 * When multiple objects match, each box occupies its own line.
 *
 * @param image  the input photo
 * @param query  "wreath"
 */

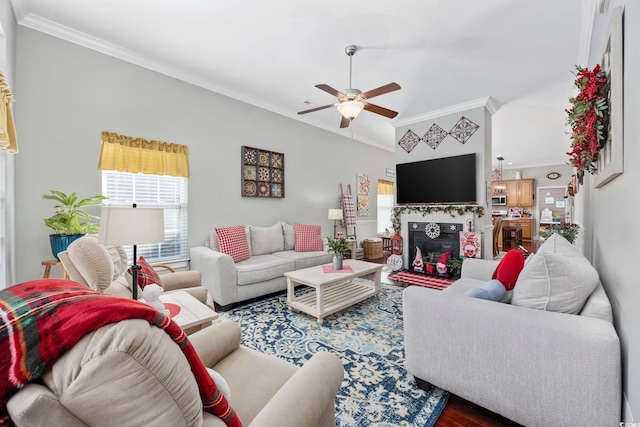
xmin=566 ymin=64 xmax=609 ymax=176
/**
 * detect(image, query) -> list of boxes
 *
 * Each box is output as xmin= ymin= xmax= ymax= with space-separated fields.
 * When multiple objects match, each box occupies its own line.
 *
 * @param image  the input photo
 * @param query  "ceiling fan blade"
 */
xmin=363 ymin=103 xmax=399 ymax=119
xmin=297 ymin=103 xmax=337 ymax=115
xmin=360 ymin=82 xmax=401 ymax=100
xmin=315 ymin=84 xmax=345 ymax=98
xmin=340 ymin=116 xmax=351 ymax=128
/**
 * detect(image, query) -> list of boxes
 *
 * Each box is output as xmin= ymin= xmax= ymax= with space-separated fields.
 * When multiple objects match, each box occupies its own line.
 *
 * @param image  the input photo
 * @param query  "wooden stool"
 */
xmin=502 ymin=227 xmax=523 ymax=250
xmin=42 ymin=259 xmax=69 ymax=280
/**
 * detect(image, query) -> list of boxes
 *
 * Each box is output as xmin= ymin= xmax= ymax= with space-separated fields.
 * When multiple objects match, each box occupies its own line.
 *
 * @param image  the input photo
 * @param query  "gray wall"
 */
xmin=13 ymin=27 xmax=394 ymax=282
xmin=583 ymin=1 xmax=639 ymax=421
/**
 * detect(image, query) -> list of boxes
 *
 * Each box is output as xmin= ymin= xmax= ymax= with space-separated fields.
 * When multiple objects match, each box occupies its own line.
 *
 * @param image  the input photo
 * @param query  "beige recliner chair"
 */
xmin=7 ymin=318 xmax=344 ymax=426
xmin=59 ymin=234 xmax=207 ymax=304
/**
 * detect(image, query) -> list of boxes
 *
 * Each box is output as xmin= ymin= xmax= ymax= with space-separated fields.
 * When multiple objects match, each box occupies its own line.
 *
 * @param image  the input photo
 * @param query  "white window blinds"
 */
xmin=102 ymin=171 xmax=188 ymax=262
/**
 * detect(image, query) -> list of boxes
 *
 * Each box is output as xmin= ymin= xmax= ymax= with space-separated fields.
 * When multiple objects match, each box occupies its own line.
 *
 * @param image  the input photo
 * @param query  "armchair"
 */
xmin=7 ymin=318 xmax=344 ymax=426
xmin=59 ymin=234 xmax=207 ymax=304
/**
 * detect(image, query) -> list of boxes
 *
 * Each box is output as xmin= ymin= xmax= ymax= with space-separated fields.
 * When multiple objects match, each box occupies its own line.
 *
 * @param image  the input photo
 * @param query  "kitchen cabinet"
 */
xmin=504 ymin=179 xmax=534 ymax=207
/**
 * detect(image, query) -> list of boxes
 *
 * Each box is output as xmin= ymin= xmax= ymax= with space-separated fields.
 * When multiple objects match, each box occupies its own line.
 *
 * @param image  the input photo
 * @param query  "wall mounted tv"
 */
xmin=396 ymin=153 xmax=477 ymax=204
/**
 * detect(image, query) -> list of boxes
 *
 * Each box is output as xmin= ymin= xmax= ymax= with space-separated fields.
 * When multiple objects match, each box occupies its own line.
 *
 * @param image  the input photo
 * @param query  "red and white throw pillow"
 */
xmin=215 ymin=225 xmax=251 ymax=263
xmin=128 ymin=255 xmax=163 ymax=290
xmin=294 ymin=222 xmax=323 ymax=252
xmin=492 ymin=249 xmax=525 ymax=291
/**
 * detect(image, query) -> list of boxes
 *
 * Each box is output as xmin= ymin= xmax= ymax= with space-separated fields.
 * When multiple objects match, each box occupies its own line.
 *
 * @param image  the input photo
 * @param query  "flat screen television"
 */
xmin=396 ymin=153 xmax=476 ymax=204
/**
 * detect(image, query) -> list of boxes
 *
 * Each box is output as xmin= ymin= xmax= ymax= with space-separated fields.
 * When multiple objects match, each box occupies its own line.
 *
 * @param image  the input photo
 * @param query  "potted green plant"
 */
xmin=43 ymin=190 xmax=107 ymax=259
xmin=327 ymin=232 xmax=351 ymax=270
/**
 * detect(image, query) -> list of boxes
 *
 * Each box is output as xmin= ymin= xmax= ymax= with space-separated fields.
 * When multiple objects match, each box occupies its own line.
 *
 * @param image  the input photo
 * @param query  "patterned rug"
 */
xmin=387 ymin=271 xmax=454 ymax=290
xmin=221 ymin=282 xmax=449 ymax=426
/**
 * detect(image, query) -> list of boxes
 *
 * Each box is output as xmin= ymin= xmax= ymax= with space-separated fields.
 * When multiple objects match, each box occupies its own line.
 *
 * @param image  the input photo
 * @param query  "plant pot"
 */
xmin=332 ymin=254 xmax=343 ymax=270
xmin=49 ymin=234 xmax=84 ymax=260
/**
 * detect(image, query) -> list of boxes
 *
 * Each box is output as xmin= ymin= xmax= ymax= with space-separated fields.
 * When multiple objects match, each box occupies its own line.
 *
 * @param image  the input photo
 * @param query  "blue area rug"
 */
xmin=221 ymin=282 xmax=449 ymax=426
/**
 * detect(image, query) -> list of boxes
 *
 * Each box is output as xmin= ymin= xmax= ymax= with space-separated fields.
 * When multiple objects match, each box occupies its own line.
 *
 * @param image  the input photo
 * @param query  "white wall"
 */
xmin=13 ymin=27 xmax=394 ymax=282
xmin=580 ymin=1 xmax=639 ymax=421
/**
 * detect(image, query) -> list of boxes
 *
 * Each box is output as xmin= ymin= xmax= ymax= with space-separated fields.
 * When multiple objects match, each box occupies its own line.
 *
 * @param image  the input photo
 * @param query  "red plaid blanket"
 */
xmin=0 ymin=279 xmax=242 ymax=427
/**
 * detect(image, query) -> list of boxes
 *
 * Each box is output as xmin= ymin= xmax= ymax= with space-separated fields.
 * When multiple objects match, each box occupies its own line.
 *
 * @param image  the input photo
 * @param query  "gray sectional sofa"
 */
xmin=403 ymin=234 xmax=621 ymax=427
xmin=190 ymin=222 xmax=331 ymax=309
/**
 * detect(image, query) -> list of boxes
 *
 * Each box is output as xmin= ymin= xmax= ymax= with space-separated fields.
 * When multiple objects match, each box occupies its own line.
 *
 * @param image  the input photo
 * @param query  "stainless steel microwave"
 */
xmin=491 ymin=195 xmax=507 ymax=205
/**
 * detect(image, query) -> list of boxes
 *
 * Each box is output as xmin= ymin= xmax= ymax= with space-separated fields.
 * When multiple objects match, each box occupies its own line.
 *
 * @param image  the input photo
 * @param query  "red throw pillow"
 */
xmin=128 ymin=255 xmax=163 ymax=290
xmin=215 ymin=225 xmax=251 ymax=263
xmin=492 ymin=249 xmax=525 ymax=291
xmin=294 ymin=222 xmax=323 ymax=252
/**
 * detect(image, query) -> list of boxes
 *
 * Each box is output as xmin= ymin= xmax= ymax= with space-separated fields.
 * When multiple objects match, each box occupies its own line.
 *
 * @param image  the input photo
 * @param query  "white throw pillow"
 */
xmin=281 ymin=222 xmax=296 ymax=250
xmin=511 ymin=234 xmax=599 ymax=314
xmin=250 ymin=223 xmax=284 ymax=255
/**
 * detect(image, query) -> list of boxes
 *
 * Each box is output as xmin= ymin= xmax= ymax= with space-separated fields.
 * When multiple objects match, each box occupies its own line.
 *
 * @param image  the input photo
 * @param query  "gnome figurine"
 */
xmin=412 ymin=246 xmax=424 ymax=273
xmin=436 ymin=251 xmax=451 ymax=275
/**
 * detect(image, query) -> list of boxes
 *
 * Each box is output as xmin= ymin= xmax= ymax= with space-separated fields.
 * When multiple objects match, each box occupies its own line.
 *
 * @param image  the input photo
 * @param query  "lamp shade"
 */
xmin=328 ymin=208 xmax=343 ymax=220
xmin=337 ymin=100 xmax=364 ymax=120
xmin=98 ymin=207 xmax=165 ymax=245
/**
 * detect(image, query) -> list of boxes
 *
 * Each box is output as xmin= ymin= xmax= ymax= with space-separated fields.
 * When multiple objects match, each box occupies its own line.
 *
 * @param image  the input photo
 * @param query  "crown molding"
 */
xmin=392 ymin=96 xmax=497 ymax=128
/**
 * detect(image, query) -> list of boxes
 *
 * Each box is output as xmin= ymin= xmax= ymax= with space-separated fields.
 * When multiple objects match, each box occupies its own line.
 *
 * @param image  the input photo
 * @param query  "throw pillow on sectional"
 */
xmin=215 ymin=225 xmax=251 ymax=263
xmin=491 ymin=249 xmax=525 ymax=291
xmin=465 ymin=279 xmax=506 ymax=301
xmin=511 ymin=234 xmax=599 ymax=314
xmin=293 ymin=222 xmax=323 ymax=252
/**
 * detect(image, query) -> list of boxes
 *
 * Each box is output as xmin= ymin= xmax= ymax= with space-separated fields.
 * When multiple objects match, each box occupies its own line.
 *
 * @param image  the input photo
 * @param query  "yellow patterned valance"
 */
xmin=0 ymin=71 xmax=18 ymax=153
xmin=98 ymin=131 xmax=190 ymax=178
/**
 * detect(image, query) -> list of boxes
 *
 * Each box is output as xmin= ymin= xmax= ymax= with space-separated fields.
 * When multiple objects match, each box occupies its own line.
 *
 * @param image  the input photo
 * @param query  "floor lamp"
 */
xmin=99 ymin=205 xmax=165 ymax=300
xmin=328 ymin=209 xmax=343 ymax=238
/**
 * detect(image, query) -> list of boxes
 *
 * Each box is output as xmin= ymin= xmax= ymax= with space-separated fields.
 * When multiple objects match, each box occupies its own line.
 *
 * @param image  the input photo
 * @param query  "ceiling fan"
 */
xmin=297 ymin=45 xmax=401 ymax=129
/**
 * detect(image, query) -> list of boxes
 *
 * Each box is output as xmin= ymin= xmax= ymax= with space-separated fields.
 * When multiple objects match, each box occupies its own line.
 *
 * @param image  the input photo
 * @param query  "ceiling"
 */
xmin=11 ymin=0 xmax=596 ymax=169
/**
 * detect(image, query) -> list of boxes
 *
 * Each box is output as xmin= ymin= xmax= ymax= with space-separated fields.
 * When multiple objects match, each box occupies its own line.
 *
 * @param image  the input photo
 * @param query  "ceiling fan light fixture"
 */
xmin=337 ymin=100 xmax=364 ymax=120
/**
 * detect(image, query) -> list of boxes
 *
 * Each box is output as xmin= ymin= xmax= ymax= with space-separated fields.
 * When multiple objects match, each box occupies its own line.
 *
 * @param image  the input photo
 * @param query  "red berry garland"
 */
xmin=566 ymin=64 xmax=609 ymax=175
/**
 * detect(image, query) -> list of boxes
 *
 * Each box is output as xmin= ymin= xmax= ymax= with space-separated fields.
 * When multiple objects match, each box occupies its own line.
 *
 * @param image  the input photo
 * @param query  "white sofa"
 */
xmin=403 ymin=234 xmax=621 ymax=427
xmin=191 ymin=222 xmax=332 ymax=309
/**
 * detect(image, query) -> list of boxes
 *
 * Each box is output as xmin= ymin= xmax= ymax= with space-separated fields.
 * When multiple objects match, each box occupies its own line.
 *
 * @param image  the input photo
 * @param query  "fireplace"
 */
xmin=408 ymin=222 xmax=462 ymax=267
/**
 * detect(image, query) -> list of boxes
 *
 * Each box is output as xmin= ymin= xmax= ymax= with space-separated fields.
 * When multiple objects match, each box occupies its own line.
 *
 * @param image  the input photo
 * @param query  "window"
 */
xmin=102 ymin=171 xmax=188 ymax=263
xmin=377 ymin=179 xmax=395 ymax=234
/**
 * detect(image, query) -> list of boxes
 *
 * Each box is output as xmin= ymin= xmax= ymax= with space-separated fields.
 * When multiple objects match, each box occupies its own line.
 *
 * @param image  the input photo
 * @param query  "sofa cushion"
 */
xmin=235 ymin=255 xmax=296 ymax=286
xmin=215 ymin=225 xmax=251 ymax=263
xmin=210 ymin=226 xmax=251 ymax=256
xmin=250 ymin=223 xmax=284 ymax=256
xmin=293 ymin=223 xmax=323 ymax=252
xmin=511 ymin=234 xmax=599 ymax=314
xmin=491 ymin=249 xmax=525 ymax=290
xmin=281 ymin=222 xmax=296 ymax=250
xmin=273 ymin=250 xmax=332 ymax=270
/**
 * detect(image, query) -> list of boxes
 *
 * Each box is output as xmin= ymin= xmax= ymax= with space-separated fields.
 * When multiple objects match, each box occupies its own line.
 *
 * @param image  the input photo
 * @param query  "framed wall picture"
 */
xmin=595 ymin=6 xmax=624 ymax=188
xmin=241 ymin=146 xmax=284 ymax=198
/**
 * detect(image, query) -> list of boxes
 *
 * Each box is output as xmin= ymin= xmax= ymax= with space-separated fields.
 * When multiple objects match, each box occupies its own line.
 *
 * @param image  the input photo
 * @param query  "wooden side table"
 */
xmin=42 ymin=259 xmax=69 ymax=280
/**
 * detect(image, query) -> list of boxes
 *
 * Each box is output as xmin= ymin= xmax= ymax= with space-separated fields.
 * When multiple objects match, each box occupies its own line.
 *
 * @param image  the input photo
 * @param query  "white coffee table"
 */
xmin=160 ymin=290 xmax=219 ymax=331
xmin=284 ymin=259 xmax=383 ymax=325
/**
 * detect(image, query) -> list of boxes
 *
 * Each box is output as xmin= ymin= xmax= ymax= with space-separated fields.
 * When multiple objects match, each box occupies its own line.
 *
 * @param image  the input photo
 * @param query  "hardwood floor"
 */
xmin=371 ymin=254 xmax=523 ymax=427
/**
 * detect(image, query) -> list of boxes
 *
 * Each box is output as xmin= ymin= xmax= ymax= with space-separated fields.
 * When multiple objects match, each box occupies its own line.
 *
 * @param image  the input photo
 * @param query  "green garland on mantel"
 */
xmin=391 ymin=204 xmax=485 ymax=233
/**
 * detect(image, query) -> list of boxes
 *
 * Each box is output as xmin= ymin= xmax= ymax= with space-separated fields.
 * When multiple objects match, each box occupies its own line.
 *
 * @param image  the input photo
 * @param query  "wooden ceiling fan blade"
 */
xmin=363 ymin=103 xmax=399 ymax=118
xmin=297 ymin=103 xmax=337 ymax=115
xmin=340 ymin=116 xmax=351 ymax=128
xmin=360 ymin=82 xmax=401 ymax=100
xmin=315 ymin=84 xmax=345 ymax=98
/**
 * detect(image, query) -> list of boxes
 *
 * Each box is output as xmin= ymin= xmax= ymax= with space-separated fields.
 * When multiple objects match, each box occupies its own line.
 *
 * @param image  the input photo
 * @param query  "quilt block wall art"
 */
xmin=242 ymin=146 xmax=284 ymax=198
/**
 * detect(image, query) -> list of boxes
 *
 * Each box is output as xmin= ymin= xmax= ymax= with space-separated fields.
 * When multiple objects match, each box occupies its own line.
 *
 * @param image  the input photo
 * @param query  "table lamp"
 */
xmin=98 ymin=205 xmax=165 ymax=300
xmin=328 ymin=208 xmax=343 ymax=238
